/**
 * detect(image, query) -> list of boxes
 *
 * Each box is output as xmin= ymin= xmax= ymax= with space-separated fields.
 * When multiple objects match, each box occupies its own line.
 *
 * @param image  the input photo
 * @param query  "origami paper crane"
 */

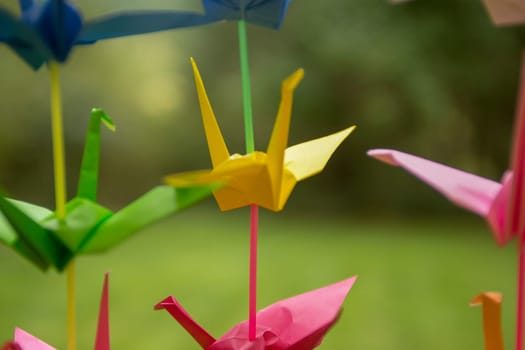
xmin=1 ymin=273 xmax=111 ymax=350
xmin=164 ymin=59 xmax=354 ymax=212
xmin=200 ymin=0 xmax=292 ymax=30
xmin=367 ymin=148 xmax=512 ymax=245
xmin=368 ymin=54 xmax=525 ymax=245
xmin=481 ymin=0 xmax=525 ymax=26
xmin=0 ymin=0 xmax=213 ymax=69
xmin=0 ymin=109 xmax=217 ymax=271
xmin=471 ymin=292 xmax=504 ymax=350
xmin=155 ymin=276 xmax=356 ymax=350
xmin=1 ymin=342 xmax=21 ymax=350
xmin=2 ymin=330 xmax=55 ymax=350
xmin=0 ymin=341 xmax=18 ymax=350
xmin=371 ymin=55 xmax=525 ymax=350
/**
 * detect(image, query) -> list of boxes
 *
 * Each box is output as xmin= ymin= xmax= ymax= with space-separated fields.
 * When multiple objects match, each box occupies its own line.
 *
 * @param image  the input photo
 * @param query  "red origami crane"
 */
xmin=1 ymin=273 xmax=110 ymax=350
xmin=155 ymin=276 xmax=356 ymax=350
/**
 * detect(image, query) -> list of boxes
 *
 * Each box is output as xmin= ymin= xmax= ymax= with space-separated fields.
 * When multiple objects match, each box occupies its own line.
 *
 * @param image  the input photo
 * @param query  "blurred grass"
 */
xmin=0 ymin=208 xmax=517 ymax=349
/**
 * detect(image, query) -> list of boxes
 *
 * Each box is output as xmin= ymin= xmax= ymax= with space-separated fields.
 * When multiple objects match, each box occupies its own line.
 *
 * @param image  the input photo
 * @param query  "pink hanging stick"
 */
xmin=517 ymin=241 xmax=525 ymax=350
xmin=510 ymin=55 xmax=525 ymax=350
xmin=249 ymin=204 xmax=259 ymax=341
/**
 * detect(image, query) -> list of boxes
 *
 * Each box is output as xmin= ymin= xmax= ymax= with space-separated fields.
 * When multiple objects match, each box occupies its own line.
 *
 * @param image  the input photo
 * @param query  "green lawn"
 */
xmin=0 ymin=209 xmax=517 ymax=349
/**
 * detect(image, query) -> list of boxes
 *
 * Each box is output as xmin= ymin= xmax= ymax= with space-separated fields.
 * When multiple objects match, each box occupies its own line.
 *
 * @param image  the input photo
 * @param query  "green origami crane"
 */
xmin=0 ymin=109 xmax=217 ymax=271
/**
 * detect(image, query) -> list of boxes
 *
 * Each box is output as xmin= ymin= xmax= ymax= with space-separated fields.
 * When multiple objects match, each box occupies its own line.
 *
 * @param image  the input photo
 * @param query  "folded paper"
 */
xmin=482 ymin=0 xmax=525 ymax=26
xmin=471 ymin=292 xmax=504 ymax=350
xmin=367 ymin=148 xmax=511 ymax=244
xmin=95 ymin=274 xmax=110 ymax=350
xmin=368 ymin=56 xmax=525 ymax=246
xmin=0 ymin=0 xmax=213 ymax=69
xmin=155 ymin=276 xmax=356 ymax=350
xmin=1 ymin=342 xmax=21 ymax=350
xmin=201 ymin=0 xmax=292 ymax=29
xmin=164 ymin=59 xmax=354 ymax=212
xmin=384 ymin=0 xmax=525 ymax=26
xmin=0 ymin=0 xmax=294 ymax=70
xmin=0 ymin=109 xmax=217 ymax=271
xmin=2 ymin=273 xmax=110 ymax=350
xmin=9 ymin=330 xmax=55 ymax=350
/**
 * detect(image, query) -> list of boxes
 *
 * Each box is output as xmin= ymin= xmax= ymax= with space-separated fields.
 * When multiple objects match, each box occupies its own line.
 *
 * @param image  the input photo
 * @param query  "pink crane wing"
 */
xmin=13 ymin=329 xmax=55 ymax=350
xmin=257 ymin=276 xmax=356 ymax=350
xmin=211 ymin=276 xmax=357 ymax=350
xmin=368 ymin=149 xmax=502 ymax=217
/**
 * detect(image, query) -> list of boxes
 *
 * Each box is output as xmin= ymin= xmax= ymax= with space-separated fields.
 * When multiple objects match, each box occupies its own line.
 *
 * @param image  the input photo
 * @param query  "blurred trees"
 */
xmin=0 ymin=0 xmax=524 ymax=218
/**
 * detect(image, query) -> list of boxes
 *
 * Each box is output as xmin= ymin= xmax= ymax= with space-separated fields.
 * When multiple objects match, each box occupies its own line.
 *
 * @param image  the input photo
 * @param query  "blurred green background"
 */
xmin=0 ymin=0 xmax=524 ymax=349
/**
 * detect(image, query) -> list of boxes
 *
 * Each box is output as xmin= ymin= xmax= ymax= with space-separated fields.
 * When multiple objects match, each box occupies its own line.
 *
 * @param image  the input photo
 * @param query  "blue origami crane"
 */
xmin=201 ymin=0 xmax=292 ymax=29
xmin=0 ymin=0 xmax=292 ymax=69
xmin=0 ymin=0 xmax=213 ymax=69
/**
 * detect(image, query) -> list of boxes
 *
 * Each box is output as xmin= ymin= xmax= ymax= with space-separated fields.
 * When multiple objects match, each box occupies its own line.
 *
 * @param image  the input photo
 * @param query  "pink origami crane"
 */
xmin=155 ymin=276 xmax=357 ymax=350
xmin=368 ymin=55 xmax=525 ymax=349
xmin=1 ymin=274 xmax=110 ymax=350
xmin=367 ymin=148 xmax=512 ymax=245
xmin=367 ymin=55 xmax=525 ymax=246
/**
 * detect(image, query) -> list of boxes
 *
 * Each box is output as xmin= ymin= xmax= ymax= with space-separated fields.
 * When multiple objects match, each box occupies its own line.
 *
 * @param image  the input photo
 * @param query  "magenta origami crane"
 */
xmin=1 ymin=273 xmax=110 ymax=350
xmin=368 ymin=56 xmax=525 ymax=350
xmin=155 ymin=276 xmax=356 ymax=350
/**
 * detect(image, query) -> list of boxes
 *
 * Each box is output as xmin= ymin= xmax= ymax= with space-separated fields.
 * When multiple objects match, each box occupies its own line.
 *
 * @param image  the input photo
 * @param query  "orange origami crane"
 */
xmin=1 ymin=274 xmax=110 ymax=350
xmin=155 ymin=276 xmax=356 ymax=350
xmin=471 ymin=292 xmax=505 ymax=350
xmin=164 ymin=59 xmax=355 ymax=212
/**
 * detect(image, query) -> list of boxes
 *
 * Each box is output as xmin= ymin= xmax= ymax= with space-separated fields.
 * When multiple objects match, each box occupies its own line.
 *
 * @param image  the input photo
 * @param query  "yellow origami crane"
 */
xmin=164 ymin=59 xmax=355 ymax=212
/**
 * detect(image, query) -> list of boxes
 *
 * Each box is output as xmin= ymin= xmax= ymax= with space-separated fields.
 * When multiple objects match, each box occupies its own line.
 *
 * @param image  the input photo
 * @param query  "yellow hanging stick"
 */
xmin=49 ymin=61 xmax=67 ymax=219
xmin=49 ymin=61 xmax=75 ymax=350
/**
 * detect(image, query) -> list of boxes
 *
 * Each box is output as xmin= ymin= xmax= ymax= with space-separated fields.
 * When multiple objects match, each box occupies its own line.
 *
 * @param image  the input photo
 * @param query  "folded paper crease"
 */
xmin=156 ymin=276 xmax=357 ymax=350
xmin=0 ymin=109 xmax=216 ymax=270
xmin=367 ymin=55 xmax=525 ymax=246
xmin=164 ymin=59 xmax=354 ymax=212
